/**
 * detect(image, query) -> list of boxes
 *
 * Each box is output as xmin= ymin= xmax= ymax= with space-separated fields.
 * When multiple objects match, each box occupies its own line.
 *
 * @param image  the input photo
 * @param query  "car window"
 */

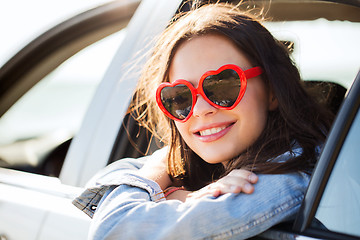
xmin=264 ymin=19 xmax=360 ymax=90
xmin=314 ymin=107 xmax=360 ymax=237
xmin=0 ymin=30 xmax=125 ymax=176
xmin=111 ymin=15 xmax=360 ymax=163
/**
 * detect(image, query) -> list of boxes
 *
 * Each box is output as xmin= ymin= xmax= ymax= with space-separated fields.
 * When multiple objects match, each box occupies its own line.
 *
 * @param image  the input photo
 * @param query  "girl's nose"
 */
xmin=192 ymin=95 xmax=218 ymax=118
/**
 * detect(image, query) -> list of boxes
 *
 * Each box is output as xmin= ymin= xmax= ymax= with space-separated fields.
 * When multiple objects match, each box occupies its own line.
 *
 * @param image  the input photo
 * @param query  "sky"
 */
xmin=0 ymin=0 xmax=113 ymax=67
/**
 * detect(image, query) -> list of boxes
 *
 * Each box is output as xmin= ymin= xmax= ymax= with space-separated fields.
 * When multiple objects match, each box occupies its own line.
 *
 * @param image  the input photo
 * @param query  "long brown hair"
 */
xmin=131 ymin=3 xmax=333 ymax=190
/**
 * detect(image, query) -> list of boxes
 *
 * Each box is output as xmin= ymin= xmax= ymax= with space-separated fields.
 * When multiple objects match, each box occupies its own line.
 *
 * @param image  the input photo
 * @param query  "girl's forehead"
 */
xmin=168 ymin=34 xmax=253 ymax=84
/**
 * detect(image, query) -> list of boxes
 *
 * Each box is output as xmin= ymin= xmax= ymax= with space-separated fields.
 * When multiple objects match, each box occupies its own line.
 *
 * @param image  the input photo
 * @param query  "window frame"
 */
xmin=0 ymin=0 xmax=140 ymax=118
xmin=293 ymin=70 xmax=360 ymax=239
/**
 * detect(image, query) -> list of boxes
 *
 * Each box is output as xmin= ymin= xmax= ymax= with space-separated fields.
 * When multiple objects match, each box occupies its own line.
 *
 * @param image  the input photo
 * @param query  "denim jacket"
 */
xmin=73 ymin=146 xmax=310 ymax=240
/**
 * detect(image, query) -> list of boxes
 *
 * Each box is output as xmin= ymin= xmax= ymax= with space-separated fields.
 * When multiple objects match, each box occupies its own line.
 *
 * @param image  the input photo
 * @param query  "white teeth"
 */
xmin=199 ymin=126 xmax=226 ymax=136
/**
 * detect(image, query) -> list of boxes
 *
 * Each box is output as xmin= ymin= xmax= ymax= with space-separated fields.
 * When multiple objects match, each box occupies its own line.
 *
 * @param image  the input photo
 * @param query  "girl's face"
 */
xmin=169 ymin=34 xmax=277 ymax=166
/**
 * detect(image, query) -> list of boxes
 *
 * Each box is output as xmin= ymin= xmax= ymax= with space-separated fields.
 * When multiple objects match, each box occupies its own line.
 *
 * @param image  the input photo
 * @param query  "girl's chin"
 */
xmin=201 ymin=157 xmax=229 ymax=166
xmin=200 ymin=152 xmax=240 ymax=166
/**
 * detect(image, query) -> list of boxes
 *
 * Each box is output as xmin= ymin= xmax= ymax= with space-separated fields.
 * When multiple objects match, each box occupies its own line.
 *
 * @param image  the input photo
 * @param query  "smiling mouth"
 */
xmin=199 ymin=126 xmax=226 ymax=136
xmin=196 ymin=123 xmax=235 ymax=136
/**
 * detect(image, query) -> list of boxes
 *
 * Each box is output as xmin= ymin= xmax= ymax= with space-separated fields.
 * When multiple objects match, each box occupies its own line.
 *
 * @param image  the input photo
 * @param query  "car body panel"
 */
xmin=0 ymin=1 xmax=139 ymax=239
xmin=0 ymin=169 xmax=88 ymax=240
xmin=60 ymin=0 xmax=183 ymax=187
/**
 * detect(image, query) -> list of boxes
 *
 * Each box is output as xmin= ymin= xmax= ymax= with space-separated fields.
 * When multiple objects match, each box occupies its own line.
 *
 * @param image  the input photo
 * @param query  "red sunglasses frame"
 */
xmin=156 ymin=64 xmax=263 ymax=122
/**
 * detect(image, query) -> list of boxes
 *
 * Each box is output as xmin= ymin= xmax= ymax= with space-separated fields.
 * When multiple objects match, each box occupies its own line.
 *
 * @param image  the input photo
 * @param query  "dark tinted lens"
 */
xmin=160 ymin=84 xmax=192 ymax=120
xmin=203 ymin=69 xmax=240 ymax=107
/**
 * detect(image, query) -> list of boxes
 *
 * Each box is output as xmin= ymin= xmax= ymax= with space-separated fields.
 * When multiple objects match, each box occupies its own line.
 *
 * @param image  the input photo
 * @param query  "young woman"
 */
xmin=73 ymin=3 xmax=333 ymax=239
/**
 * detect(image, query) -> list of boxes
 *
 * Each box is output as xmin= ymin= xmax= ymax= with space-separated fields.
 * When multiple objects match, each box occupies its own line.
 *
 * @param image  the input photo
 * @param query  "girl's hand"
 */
xmin=165 ymin=189 xmax=192 ymax=202
xmin=138 ymin=148 xmax=172 ymax=190
xmin=186 ymin=169 xmax=258 ymax=201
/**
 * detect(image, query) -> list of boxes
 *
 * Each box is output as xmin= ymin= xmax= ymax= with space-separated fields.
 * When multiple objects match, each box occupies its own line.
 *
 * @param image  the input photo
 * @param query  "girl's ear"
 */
xmin=268 ymin=91 xmax=279 ymax=111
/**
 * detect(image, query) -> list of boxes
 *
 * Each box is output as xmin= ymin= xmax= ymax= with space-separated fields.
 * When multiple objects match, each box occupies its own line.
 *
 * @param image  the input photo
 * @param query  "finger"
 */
xmin=217 ymin=175 xmax=253 ymax=189
xmin=212 ymin=180 xmax=254 ymax=194
xmin=187 ymin=188 xmax=219 ymax=200
xmin=228 ymin=169 xmax=258 ymax=184
xmin=220 ymin=184 xmax=242 ymax=194
xmin=218 ymin=182 xmax=254 ymax=194
xmin=248 ymin=173 xmax=258 ymax=183
xmin=242 ymin=183 xmax=255 ymax=194
xmin=211 ymin=189 xmax=221 ymax=198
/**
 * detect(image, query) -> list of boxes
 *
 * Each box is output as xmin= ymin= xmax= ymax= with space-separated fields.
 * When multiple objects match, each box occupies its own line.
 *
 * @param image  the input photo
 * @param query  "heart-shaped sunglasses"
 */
xmin=156 ymin=64 xmax=263 ymax=122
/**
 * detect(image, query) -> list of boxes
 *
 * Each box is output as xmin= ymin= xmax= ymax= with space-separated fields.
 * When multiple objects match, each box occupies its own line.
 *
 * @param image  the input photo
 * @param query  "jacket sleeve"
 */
xmin=89 ymin=171 xmax=310 ymax=240
xmin=73 ymin=148 xmax=168 ymax=218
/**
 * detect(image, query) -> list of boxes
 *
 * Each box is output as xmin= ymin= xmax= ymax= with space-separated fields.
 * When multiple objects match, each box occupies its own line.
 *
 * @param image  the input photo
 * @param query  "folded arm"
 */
xmin=89 ymin=172 xmax=309 ymax=240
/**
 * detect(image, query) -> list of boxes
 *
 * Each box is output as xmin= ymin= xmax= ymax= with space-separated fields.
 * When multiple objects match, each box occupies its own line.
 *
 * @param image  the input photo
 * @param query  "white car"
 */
xmin=0 ymin=0 xmax=359 ymax=239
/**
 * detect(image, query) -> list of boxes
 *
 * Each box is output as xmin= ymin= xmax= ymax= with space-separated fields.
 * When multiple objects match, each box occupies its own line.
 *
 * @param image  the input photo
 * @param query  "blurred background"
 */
xmin=0 ymin=0 xmax=126 ymax=149
xmin=0 ymin=0 xmax=113 ymax=66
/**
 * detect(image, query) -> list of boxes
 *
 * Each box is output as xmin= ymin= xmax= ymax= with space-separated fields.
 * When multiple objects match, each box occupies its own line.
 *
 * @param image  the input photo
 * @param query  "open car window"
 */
xmin=264 ymin=19 xmax=359 ymax=89
xmin=110 ymin=1 xmax=360 ymax=164
xmin=0 ymin=30 xmax=125 ymax=176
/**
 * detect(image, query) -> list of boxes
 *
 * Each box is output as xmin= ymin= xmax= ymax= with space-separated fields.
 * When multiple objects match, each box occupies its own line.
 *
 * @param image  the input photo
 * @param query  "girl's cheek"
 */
xmin=174 ymin=121 xmax=188 ymax=137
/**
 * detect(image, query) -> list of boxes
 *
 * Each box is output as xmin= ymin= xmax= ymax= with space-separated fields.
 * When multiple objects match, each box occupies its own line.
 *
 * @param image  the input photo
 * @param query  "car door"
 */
xmin=0 ymin=1 xmax=141 ymax=239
